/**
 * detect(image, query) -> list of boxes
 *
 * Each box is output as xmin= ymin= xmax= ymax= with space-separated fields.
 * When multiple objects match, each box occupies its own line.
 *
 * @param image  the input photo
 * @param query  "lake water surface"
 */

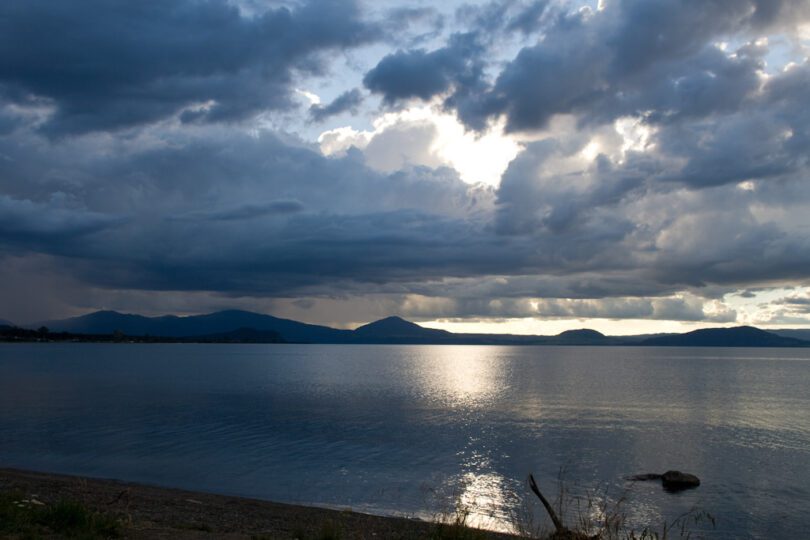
xmin=1 ymin=344 xmax=809 ymax=538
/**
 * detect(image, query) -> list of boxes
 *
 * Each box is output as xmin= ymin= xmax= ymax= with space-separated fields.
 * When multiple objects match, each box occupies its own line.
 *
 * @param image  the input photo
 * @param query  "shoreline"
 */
xmin=0 ymin=468 xmax=520 ymax=539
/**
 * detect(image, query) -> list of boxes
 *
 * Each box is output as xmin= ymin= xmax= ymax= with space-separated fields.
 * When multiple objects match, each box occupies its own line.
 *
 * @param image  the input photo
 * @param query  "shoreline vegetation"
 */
xmin=0 ymin=468 xmax=714 ymax=540
xmin=0 ymin=326 xmax=286 ymax=345
xmin=2 ymin=310 xmax=810 ymax=346
xmin=1 ymin=468 xmax=522 ymax=539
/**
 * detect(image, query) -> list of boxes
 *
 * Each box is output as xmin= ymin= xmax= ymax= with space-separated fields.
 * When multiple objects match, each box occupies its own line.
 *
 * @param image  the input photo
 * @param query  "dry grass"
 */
xmin=514 ymin=470 xmax=716 ymax=540
xmin=0 ymin=491 xmax=123 ymax=538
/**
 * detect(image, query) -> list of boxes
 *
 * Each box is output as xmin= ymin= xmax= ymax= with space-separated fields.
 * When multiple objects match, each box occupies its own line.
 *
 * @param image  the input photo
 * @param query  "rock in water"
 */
xmin=661 ymin=470 xmax=700 ymax=491
xmin=628 ymin=473 xmax=662 ymax=481
xmin=627 ymin=471 xmax=701 ymax=492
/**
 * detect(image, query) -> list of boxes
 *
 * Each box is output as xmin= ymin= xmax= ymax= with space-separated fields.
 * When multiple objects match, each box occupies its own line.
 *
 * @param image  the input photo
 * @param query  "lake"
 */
xmin=1 ymin=344 xmax=809 ymax=538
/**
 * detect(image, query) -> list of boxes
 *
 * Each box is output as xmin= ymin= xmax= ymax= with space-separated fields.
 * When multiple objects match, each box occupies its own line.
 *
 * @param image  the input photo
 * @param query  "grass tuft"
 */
xmin=0 ymin=492 xmax=122 ymax=538
xmin=430 ymin=505 xmax=493 ymax=540
xmin=521 ymin=471 xmax=716 ymax=540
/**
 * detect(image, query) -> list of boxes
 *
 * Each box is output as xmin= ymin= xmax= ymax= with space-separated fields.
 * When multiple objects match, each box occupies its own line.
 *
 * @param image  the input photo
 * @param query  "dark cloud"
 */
xmin=489 ymin=100 xmax=810 ymax=293
xmin=363 ymin=32 xmax=486 ymax=122
xmin=454 ymin=0 xmax=553 ymax=37
xmin=780 ymin=298 xmax=810 ymax=306
xmin=365 ymin=0 xmax=810 ymax=134
xmin=653 ymin=60 xmax=810 ymax=188
xmin=1 ymin=0 xmax=810 ymax=325
xmin=364 ymin=49 xmax=453 ymax=101
xmin=382 ymin=6 xmax=446 ymax=45
xmin=662 ymin=112 xmax=794 ymax=187
xmin=476 ymin=1 xmax=778 ymax=132
xmin=0 ymin=127 xmax=507 ymax=298
xmin=309 ymin=89 xmax=364 ymax=122
xmin=505 ymin=1 xmax=552 ymax=34
xmin=773 ymin=294 xmax=810 ymax=314
xmin=0 ymin=105 xmax=26 ymax=135
xmin=0 ymin=194 xmax=123 ymax=248
xmin=2 ymin=109 xmax=809 ymax=322
xmin=174 ymin=200 xmax=306 ymax=222
xmin=0 ymin=0 xmax=378 ymax=135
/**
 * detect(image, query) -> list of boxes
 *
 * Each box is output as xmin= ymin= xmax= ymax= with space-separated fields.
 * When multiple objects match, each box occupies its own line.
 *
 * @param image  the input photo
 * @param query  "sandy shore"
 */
xmin=0 ymin=468 xmax=520 ymax=539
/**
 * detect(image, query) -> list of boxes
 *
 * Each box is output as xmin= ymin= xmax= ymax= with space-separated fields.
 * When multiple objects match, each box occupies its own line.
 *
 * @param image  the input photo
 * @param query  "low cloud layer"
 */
xmin=1 ymin=0 xmax=809 ymax=327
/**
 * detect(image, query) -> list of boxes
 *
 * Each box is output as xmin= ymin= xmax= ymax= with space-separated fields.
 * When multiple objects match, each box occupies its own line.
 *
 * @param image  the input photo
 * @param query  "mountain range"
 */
xmin=37 ymin=310 xmax=348 ymax=343
xmin=23 ymin=310 xmax=810 ymax=347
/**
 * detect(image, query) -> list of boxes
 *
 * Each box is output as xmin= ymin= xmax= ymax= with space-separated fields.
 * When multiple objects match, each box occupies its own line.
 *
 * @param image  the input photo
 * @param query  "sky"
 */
xmin=1 ymin=0 xmax=810 ymax=334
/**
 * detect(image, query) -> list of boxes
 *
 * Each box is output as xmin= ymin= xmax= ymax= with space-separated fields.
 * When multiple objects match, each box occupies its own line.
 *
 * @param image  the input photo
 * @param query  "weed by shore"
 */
xmin=514 ymin=472 xmax=715 ymax=540
xmin=0 ymin=491 xmax=122 ymax=538
xmin=426 ymin=471 xmax=715 ymax=540
xmin=0 ymin=468 xmax=714 ymax=539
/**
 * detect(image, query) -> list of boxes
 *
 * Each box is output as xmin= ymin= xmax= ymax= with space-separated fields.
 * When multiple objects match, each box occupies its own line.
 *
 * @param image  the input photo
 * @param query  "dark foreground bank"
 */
xmin=0 ymin=468 xmax=519 ymax=539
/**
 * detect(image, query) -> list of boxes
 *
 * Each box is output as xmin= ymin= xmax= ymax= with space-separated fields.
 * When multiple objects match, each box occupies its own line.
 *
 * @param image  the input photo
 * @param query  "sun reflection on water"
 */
xmin=455 ymin=471 xmax=517 ymax=532
xmin=407 ymin=347 xmax=520 ymax=532
xmin=409 ymin=346 xmax=510 ymax=408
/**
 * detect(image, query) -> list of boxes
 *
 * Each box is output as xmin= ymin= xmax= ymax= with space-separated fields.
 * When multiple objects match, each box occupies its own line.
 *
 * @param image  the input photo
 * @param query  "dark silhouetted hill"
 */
xmin=772 ymin=328 xmax=810 ymax=342
xmin=193 ymin=327 xmax=285 ymax=343
xmin=36 ymin=310 xmax=350 ymax=343
xmin=641 ymin=326 xmax=810 ymax=347
xmin=37 ymin=310 xmax=162 ymax=335
xmin=549 ymin=328 xmax=615 ymax=345
xmin=352 ymin=316 xmax=452 ymax=343
xmin=618 ymin=332 xmax=679 ymax=343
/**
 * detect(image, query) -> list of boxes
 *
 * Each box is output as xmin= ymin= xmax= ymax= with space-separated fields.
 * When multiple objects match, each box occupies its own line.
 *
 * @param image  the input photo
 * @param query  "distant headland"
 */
xmin=2 ymin=310 xmax=809 ymax=347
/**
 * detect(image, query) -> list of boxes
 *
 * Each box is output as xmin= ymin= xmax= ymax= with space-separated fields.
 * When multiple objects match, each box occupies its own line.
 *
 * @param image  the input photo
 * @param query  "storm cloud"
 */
xmin=365 ymin=0 xmax=810 ymax=132
xmin=1 ymin=0 xmax=810 ymax=328
xmin=0 ymin=0 xmax=378 ymax=135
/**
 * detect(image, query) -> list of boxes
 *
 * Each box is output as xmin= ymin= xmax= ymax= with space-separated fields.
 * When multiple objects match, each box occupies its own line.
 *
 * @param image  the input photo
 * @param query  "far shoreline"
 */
xmin=4 ymin=317 xmax=810 ymax=347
